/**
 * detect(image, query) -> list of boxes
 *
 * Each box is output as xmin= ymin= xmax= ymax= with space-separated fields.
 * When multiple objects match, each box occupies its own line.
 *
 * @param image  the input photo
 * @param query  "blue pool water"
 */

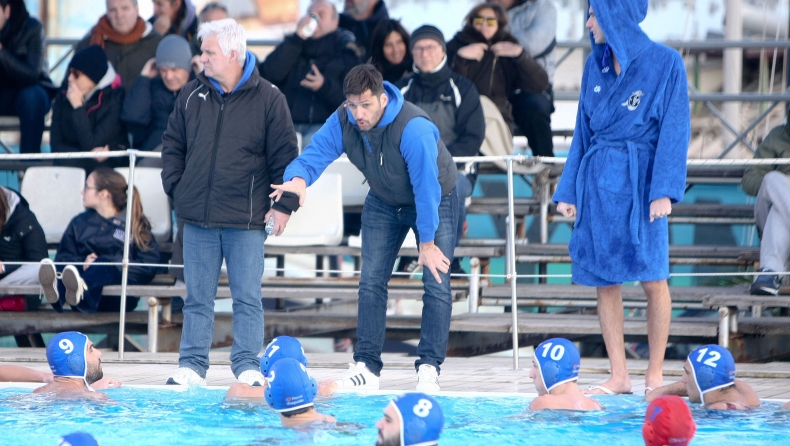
xmin=0 ymin=387 xmax=788 ymax=445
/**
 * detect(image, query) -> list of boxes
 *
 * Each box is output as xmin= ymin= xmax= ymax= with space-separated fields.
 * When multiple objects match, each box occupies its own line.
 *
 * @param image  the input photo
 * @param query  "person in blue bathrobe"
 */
xmin=553 ymin=0 xmax=690 ymax=396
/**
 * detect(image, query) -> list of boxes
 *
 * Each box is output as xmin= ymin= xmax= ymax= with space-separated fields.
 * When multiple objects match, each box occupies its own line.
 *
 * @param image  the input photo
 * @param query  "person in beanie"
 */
xmin=76 ymin=0 xmax=162 ymax=94
xmin=50 ymin=44 xmax=128 ymax=173
xmin=122 ymin=34 xmax=194 ymax=161
xmin=642 ymin=395 xmax=696 ymax=446
xmin=397 ymin=24 xmax=485 ymax=277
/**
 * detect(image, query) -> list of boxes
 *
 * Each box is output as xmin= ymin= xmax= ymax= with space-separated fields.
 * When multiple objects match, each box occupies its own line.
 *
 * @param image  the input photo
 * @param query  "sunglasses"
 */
xmin=473 ymin=16 xmax=498 ymax=26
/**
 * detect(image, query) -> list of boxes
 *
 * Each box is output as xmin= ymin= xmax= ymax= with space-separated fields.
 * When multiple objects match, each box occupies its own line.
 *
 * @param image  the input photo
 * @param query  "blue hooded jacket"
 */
xmin=552 ymin=0 xmax=690 ymax=284
xmin=284 ymin=81 xmax=445 ymax=243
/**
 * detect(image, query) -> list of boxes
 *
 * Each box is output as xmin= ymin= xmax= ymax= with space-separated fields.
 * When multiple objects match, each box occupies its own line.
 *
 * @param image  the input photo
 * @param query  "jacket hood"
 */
xmin=1 ymin=186 xmax=21 ymax=224
xmin=589 ymin=0 xmax=651 ymax=74
xmin=206 ymin=51 xmax=257 ymax=95
xmin=345 ymin=81 xmax=403 ymax=129
xmin=86 ymin=63 xmax=120 ymax=101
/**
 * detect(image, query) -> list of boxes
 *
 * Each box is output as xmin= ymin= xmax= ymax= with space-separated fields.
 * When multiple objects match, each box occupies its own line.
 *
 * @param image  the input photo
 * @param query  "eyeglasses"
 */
xmin=84 ymin=184 xmax=99 ymax=191
xmin=473 ymin=16 xmax=498 ymax=26
xmin=412 ymin=44 xmax=441 ymax=54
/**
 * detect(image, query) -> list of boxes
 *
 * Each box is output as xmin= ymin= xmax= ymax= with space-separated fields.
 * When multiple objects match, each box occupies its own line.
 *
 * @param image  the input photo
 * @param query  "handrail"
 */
xmin=556 ymin=39 xmax=790 ymax=50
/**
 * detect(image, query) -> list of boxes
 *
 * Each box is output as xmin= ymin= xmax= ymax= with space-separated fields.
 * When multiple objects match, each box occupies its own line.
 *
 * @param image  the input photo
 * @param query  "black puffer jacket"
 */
xmin=259 ymin=29 xmax=361 ymax=125
xmin=0 ymin=187 xmax=47 ymax=280
xmin=121 ymin=76 xmax=182 ymax=153
xmin=0 ymin=15 xmax=56 ymax=94
xmin=447 ymin=27 xmax=548 ymax=127
xmin=161 ymin=54 xmax=300 ymax=229
xmin=339 ymin=0 xmax=389 ymax=58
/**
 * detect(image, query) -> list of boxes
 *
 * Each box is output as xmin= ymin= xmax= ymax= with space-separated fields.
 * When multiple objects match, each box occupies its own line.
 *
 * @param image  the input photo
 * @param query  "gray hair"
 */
xmin=198 ymin=18 xmax=247 ymax=67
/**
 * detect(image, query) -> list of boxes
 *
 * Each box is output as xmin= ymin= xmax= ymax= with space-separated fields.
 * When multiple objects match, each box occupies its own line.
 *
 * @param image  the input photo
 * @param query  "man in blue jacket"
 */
xmin=271 ymin=64 xmax=458 ymax=392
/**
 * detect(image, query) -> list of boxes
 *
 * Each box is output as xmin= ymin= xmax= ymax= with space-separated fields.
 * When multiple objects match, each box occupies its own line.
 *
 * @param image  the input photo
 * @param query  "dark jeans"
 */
xmin=0 ymin=85 xmax=51 ymax=154
xmin=354 ymin=189 xmax=458 ymax=375
xmin=510 ymin=85 xmax=555 ymax=157
xmin=51 ymin=256 xmax=144 ymax=314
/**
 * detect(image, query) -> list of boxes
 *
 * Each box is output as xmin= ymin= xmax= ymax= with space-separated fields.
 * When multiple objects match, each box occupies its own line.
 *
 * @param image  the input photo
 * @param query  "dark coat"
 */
xmin=742 ymin=123 xmax=790 ymax=196
xmin=259 ymin=30 xmax=361 ymax=125
xmin=0 ymin=16 xmax=57 ymax=95
xmin=0 ymin=188 xmax=47 ymax=280
xmin=447 ymin=27 xmax=548 ymax=127
xmin=56 ymin=209 xmax=160 ymax=283
xmin=76 ymin=28 xmax=162 ymax=94
xmin=338 ymin=0 xmax=389 ymax=58
xmin=161 ymin=57 xmax=301 ymax=229
xmin=121 ymin=76 xmax=180 ymax=153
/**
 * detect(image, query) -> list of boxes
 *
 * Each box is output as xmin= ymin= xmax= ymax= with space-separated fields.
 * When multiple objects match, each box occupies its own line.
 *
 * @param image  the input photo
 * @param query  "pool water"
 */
xmin=0 ymin=387 xmax=788 ymax=445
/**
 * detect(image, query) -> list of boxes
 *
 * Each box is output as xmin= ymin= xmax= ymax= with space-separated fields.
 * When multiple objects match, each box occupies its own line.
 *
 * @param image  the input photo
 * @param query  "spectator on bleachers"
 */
xmin=370 ymin=19 xmax=412 ymax=84
xmin=259 ymin=0 xmax=361 ymax=146
xmin=51 ymin=45 xmax=128 ymax=173
xmin=0 ymin=0 xmax=56 ymax=154
xmin=38 ymin=167 xmax=160 ymax=314
xmin=149 ymin=0 xmax=198 ymax=49
xmin=122 ymin=35 xmax=193 ymax=166
xmin=741 ymin=121 xmax=790 ymax=296
xmin=399 ymin=25 xmax=485 ymax=275
xmin=447 ymin=3 xmax=548 ymax=137
xmin=76 ymin=0 xmax=162 ymax=94
xmin=0 ymin=185 xmax=47 ymax=287
xmin=199 ymin=2 xmax=227 ymax=23
xmin=490 ymin=0 xmax=556 ymax=157
xmin=339 ymin=0 xmax=389 ymax=59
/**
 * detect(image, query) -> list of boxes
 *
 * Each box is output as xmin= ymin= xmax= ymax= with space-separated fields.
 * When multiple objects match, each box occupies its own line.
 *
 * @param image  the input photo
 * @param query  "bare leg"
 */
xmin=586 ymin=285 xmax=632 ymax=394
xmin=641 ymin=279 xmax=671 ymax=390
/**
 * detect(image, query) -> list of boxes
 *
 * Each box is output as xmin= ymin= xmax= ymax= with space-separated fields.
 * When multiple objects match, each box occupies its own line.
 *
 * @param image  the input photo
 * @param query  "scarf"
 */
xmin=89 ymin=15 xmax=146 ymax=48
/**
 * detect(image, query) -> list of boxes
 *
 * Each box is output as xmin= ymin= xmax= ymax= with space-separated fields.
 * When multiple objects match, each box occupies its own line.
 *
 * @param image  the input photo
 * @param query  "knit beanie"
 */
xmin=68 ymin=45 xmax=109 ymax=84
xmin=411 ymin=25 xmax=446 ymax=52
xmin=156 ymin=35 xmax=193 ymax=72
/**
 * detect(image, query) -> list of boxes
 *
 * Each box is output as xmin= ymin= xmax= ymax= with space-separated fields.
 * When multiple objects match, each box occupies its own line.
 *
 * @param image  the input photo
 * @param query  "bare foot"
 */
xmin=583 ymin=378 xmax=632 ymax=395
xmin=644 ymin=371 xmax=663 ymax=392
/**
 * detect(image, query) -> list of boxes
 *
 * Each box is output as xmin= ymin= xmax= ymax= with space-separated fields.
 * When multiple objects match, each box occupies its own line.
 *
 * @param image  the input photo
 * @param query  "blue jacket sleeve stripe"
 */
xmin=400 ymin=117 xmax=442 ymax=243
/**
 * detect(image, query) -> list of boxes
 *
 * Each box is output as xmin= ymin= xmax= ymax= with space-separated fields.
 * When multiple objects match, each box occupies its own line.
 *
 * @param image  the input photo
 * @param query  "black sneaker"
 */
xmin=450 ymin=258 xmax=467 ymax=277
xmin=750 ymin=268 xmax=780 ymax=295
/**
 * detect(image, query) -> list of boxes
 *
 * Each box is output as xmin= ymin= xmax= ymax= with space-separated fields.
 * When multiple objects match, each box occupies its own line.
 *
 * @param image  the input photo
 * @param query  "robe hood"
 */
xmin=589 ymin=0 xmax=652 ymax=74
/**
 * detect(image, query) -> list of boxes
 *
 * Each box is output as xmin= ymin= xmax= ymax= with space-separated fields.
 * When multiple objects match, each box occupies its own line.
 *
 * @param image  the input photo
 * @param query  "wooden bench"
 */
xmin=702 ymin=290 xmax=790 ymax=347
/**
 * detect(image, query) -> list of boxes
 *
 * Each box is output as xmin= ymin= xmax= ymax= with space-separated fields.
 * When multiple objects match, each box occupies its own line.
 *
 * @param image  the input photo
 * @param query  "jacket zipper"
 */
xmin=488 ymin=56 xmax=498 ymax=94
xmin=205 ymin=96 xmax=227 ymax=225
xmin=247 ymin=175 xmax=255 ymax=229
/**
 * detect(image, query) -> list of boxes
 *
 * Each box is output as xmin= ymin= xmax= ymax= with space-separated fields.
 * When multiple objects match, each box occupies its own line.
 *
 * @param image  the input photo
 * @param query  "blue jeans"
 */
xmin=455 ymin=172 xmax=474 ymax=243
xmin=179 ymin=224 xmax=266 ymax=378
xmin=0 ymin=85 xmax=51 ymax=154
xmin=354 ymin=189 xmax=458 ymax=375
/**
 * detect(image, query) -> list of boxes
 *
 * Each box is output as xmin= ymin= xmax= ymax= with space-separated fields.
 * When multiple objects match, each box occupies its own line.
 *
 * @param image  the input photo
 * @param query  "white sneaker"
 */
xmin=38 ymin=259 xmax=59 ymax=304
xmin=416 ymin=364 xmax=440 ymax=392
xmin=166 ymin=367 xmax=206 ymax=386
xmin=335 ymin=362 xmax=379 ymax=390
xmin=62 ymin=265 xmax=86 ymax=307
xmin=237 ymin=369 xmax=266 ymax=387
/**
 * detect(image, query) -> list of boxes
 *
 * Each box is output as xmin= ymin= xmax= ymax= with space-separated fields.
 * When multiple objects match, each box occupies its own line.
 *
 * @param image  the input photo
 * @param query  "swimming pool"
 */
xmin=0 ymin=386 xmax=788 ymax=445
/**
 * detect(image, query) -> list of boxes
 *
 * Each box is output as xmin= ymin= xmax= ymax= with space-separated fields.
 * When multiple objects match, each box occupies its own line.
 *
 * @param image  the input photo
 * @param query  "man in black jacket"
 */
xmin=259 ymin=0 xmax=361 ymax=147
xmin=339 ymin=0 xmax=389 ymax=58
xmin=161 ymin=19 xmax=300 ymax=387
xmin=399 ymin=25 xmax=485 ymax=275
xmin=0 ymin=0 xmax=55 ymax=154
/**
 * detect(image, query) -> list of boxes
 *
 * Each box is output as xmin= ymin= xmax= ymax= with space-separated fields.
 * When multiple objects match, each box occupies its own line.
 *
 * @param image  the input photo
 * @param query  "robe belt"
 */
xmin=574 ymin=140 xmax=643 ymax=245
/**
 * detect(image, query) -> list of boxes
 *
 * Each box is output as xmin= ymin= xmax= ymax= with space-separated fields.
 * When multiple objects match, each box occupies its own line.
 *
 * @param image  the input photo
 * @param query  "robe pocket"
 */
xmin=596 ymin=149 xmax=632 ymax=195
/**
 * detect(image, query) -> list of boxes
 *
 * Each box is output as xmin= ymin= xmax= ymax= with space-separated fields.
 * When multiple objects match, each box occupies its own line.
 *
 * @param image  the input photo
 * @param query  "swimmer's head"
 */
xmin=46 ymin=332 xmax=103 ymax=385
xmin=683 ymin=345 xmax=736 ymax=404
xmin=264 ymin=358 xmax=317 ymax=413
xmin=531 ymin=338 xmax=580 ymax=394
xmin=642 ymin=395 xmax=696 ymax=446
xmin=58 ymin=432 xmax=100 ymax=446
xmin=260 ymin=336 xmax=308 ymax=376
xmin=376 ymin=392 xmax=443 ymax=446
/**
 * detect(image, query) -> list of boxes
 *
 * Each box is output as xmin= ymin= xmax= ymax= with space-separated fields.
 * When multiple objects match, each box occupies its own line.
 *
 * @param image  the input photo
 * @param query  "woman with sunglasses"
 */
xmin=38 ymin=167 xmax=160 ymax=313
xmin=447 ymin=2 xmax=548 ymax=132
xmin=50 ymin=45 xmax=128 ymax=173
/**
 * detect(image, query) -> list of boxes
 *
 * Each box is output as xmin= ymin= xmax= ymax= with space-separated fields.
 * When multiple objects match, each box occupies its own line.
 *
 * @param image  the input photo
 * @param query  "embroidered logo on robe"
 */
xmin=602 ymin=66 xmax=609 ymax=73
xmin=621 ymin=90 xmax=644 ymax=111
xmin=594 ymin=86 xmax=601 ymax=93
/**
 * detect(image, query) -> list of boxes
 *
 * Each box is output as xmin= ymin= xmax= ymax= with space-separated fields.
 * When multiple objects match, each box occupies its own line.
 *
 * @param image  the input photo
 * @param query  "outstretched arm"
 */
xmin=0 ymin=365 xmax=53 ymax=383
xmin=644 ymin=381 xmax=687 ymax=402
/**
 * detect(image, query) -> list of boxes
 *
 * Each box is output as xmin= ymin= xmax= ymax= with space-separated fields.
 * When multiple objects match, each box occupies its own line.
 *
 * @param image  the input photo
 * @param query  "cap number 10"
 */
xmin=541 ymin=343 xmax=565 ymax=361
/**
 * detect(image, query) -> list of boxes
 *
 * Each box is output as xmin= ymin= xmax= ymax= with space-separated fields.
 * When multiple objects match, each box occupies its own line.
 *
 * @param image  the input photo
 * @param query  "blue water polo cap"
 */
xmin=264 ymin=358 xmax=317 ymax=412
xmin=46 ymin=332 xmax=89 ymax=379
xmin=260 ymin=336 xmax=308 ymax=376
xmin=688 ymin=345 xmax=736 ymax=401
xmin=58 ymin=432 xmax=99 ymax=446
xmin=535 ymin=338 xmax=580 ymax=392
xmin=390 ymin=392 xmax=444 ymax=446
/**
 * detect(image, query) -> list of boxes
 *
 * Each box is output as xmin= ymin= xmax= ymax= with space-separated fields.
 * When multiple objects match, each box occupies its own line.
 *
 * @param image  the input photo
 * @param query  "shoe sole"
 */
xmin=62 ymin=267 xmax=82 ymax=306
xmin=337 ymin=376 xmax=380 ymax=390
xmin=751 ymin=287 xmax=780 ymax=296
xmin=38 ymin=263 xmax=58 ymax=304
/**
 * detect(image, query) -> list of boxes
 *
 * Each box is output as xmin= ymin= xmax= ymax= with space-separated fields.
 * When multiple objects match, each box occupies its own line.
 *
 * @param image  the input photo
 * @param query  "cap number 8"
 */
xmin=694 ymin=347 xmax=721 ymax=367
xmin=540 ymin=342 xmax=565 ymax=361
xmin=413 ymin=399 xmax=433 ymax=417
xmin=59 ymin=339 xmax=74 ymax=354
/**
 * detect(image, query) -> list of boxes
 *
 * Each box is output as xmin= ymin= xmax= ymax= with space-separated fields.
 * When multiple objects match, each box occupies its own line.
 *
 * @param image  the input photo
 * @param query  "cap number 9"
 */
xmin=540 ymin=342 xmax=565 ymax=361
xmin=413 ymin=399 xmax=433 ymax=417
xmin=59 ymin=339 xmax=74 ymax=354
xmin=694 ymin=347 xmax=720 ymax=367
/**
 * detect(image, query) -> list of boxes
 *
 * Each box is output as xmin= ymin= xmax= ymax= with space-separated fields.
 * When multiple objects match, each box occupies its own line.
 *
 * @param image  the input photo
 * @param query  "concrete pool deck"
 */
xmin=2 ymin=348 xmax=790 ymax=401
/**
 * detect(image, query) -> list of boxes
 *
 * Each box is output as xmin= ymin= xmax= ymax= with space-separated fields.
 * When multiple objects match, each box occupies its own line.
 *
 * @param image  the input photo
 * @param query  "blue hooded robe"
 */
xmin=552 ymin=0 xmax=690 ymax=285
